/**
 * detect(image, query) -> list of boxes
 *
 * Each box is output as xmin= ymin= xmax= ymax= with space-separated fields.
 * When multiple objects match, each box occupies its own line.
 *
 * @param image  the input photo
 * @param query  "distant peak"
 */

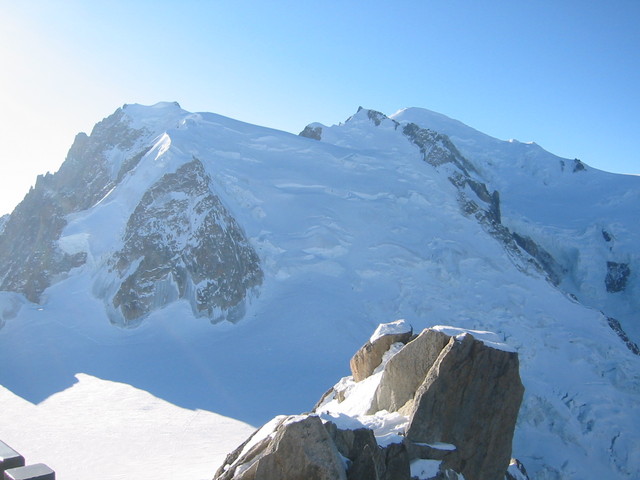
xmin=122 ymin=101 xmax=182 ymax=110
xmin=117 ymin=102 xmax=189 ymax=131
xmin=347 ymin=106 xmax=392 ymax=127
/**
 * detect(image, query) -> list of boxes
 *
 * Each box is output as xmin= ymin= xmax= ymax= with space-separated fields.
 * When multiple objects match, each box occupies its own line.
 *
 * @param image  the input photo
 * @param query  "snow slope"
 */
xmin=0 ymin=373 xmax=254 ymax=480
xmin=0 ymin=103 xmax=638 ymax=479
xmin=392 ymin=107 xmax=640 ymax=343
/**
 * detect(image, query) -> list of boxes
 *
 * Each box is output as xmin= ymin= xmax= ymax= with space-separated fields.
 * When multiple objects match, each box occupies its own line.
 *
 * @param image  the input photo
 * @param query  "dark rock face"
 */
xmin=108 ymin=158 xmax=262 ymax=326
xmin=605 ymin=261 xmax=630 ymax=293
xmin=606 ymin=316 xmax=640 ymax=355
xmin=0 ymin=183 xmax=87 ymax=302
xmin=299 ymin=125 xmax=322 ymax=140
xmin=405 ymin=334 xmax=525 ymax=480
xmin=52 ymin=108 xmax=150 ymax=211
xmin=572 ymin=158 xmax=586 ymax=172
xmin=0 ymin=107 xmax=149 ymax=303
xmin=402 ymin=123 xmax=475 ymax=173
xmin=364 ymin=108 xmax=389 ymax=127
xmin=511 ymin=233 xmax=565 ymax=286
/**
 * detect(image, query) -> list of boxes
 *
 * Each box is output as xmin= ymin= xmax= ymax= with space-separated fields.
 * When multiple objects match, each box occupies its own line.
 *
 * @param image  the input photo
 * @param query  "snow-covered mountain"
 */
xmin=0 ymin=102 xmax=638 ymax=479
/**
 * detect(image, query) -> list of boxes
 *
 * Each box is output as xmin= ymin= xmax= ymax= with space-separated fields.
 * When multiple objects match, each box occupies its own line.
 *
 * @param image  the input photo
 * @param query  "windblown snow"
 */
xmin=0 ymin=102 xmax=638 ymax=479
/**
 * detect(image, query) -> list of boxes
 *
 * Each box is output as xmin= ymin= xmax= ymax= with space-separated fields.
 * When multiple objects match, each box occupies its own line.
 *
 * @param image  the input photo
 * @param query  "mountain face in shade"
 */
xmin=0 ymin=102 xmax=638 ymax=480
xmin=0 ymin=103 xmax=262 ymax=326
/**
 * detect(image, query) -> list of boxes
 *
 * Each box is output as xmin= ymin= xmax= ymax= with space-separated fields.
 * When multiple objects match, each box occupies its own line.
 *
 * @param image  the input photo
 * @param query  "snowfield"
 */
xmin=0 ymin=102 xmax=638 ymax=479
xmin=0 ymin=373 xmax=254 ymax=480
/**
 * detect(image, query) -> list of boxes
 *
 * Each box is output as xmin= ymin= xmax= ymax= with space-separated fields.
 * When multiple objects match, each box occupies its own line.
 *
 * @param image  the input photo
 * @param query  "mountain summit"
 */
xmin=0 ymin=103 xmax=638 ymax=479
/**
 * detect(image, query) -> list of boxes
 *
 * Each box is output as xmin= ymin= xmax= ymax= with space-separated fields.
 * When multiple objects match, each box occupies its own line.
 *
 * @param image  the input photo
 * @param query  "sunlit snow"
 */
xmin=0 ymin=103 xmax=638 ymax=479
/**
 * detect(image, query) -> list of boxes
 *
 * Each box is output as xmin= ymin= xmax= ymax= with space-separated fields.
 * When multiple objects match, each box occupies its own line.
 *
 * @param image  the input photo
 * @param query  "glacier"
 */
xmin=0 ymin=102 xmax=638 ymax=479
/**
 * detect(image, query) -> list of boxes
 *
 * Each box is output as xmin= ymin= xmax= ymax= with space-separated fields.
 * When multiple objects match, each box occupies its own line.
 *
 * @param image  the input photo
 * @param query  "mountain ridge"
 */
xmin=0 ymin=103 xmax=638 ymax=479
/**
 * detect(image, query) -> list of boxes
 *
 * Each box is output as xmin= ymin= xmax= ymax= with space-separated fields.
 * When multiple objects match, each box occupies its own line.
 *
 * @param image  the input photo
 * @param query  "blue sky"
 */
xmin=1 ymin=0 xmax=639 ymax=214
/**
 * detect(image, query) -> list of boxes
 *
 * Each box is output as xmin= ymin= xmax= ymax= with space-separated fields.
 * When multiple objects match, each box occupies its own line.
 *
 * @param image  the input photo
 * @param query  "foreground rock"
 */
xmin=404 ymin=329 xmax=524 ymax=480
xmin=214 ymin=416 xmax=346 ymax=480
xmin=213 ymin=321 xmax=526 ymax=480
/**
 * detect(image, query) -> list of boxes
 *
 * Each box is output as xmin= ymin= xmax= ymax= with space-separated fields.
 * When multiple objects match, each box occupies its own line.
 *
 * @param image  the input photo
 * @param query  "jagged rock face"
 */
xmin=402 ymin=122 xmax=475 ymax=173
xmin=511 ymin=232 xmax=565 ymax=286
xmin=605 ymin=261 xmax=630 ymax=293
xmin=572 ymin=158 xmax=586 ymax=172
xmin=0 ymin=107 xmax=150 ymax=302
xmin=217 ymin=322 xmax=525 ymax=480
xmin=0 ymin=184 xmax=86 ymax=302
xmin=108 ymin=159 xmax=262 ymax=326
xmin=606 ymin=316 xmax=639 ymax=355
xmin=52 ymin=108 xmax=150 ymax=211
xmin=405 ymin=333 xmax=524 ymax=480
xmin=0 ymin=104 xmax=263 ymax=327
xmin=299 ymin=125 xmax=322 ymax=140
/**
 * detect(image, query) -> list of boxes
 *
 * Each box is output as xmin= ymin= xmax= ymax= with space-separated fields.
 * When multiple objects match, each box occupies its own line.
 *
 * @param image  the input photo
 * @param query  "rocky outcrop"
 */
xmin=214 ymin=415 xmax=347 ymax=480
xmin=511 ymin=233 xmax=565 ymax=286
xmin=405 ymin=333 xmax=524 ymax=480
xmin=402 ymin=123 xmax=475 ymax=173
xmin=0 ymin=181 xmax=87 ymax=302
xmin=350 ymin=320 xmax=413 ymax=382
xmin=605 ymin=261 xmax=630 ymax=293
xmin=215 ymin=321 xmax=525 ymax=480
xmin=606 ymin=315 xmax=640 ymax=356
xmin=299 ymin=125 xmax=322 ymax=140
xmin=572 ymin=158 xmax=586 ymax=172
xmin=105 ymin=158 xmax=263 ymax=326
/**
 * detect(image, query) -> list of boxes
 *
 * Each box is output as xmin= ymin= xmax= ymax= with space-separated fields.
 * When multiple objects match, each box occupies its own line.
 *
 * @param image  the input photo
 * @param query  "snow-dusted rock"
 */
xmin=605 ymin=261 xmax=631 ymax=293
xmin=214 ymin=415 xmax=346 ymax=480
xmin=0 ymin=104 xmax=263 ymax=327
xmin=103 ymin=158 xmax=262 ymax=326
xmin=217 ymin=322 xmax=524 ymax=480
xmin=350 ymin=319 xmax=413 ymax=382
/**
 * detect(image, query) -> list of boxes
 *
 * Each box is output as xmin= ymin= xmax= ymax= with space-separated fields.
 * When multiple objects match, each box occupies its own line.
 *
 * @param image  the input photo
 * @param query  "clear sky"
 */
xmin=1 ymin=0 xmax=639 ymax=215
